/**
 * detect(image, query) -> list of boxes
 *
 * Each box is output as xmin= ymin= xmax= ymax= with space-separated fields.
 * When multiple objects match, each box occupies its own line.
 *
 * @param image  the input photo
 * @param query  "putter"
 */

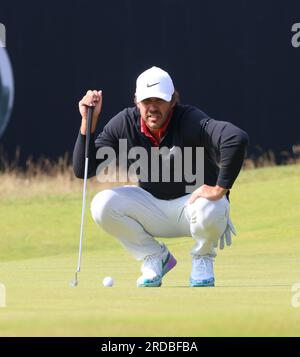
xmin=70 ymin=106 xmax=94 ymax=287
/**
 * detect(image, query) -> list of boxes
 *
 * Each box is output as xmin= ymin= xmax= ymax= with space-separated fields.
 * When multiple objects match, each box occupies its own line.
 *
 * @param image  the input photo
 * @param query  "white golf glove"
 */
xmin=219 ymin=218 xmax=236 ymax=249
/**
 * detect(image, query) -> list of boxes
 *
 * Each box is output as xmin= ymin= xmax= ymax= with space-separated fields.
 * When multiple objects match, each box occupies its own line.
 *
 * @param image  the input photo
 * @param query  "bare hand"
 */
xmin=79 ymin=90 xmax=103 ymax=134
xmin=188 ymin=185 xmax=228 ymax=204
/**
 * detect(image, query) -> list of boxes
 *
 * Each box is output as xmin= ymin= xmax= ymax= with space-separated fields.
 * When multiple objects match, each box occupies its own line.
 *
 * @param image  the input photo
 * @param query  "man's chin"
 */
xmin=148 ymin=118 xmax=163 ymax=127
xmin=148 ymin=123 xmax=162 ymax=130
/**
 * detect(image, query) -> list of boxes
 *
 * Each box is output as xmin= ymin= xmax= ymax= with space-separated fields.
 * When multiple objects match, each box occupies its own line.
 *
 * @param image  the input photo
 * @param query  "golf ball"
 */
xmin=103 ymin=276 xmax=114 ymax=287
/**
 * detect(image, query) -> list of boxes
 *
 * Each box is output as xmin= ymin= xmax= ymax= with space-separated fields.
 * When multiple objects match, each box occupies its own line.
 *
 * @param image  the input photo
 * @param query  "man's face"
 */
xmin=137 ymin=97 xmax=175 ymax=130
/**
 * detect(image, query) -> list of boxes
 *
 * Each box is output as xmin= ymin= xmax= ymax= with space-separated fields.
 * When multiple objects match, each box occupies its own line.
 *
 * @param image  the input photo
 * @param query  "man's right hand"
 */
xmin=79 ymin=90 xmax=103 ymax=135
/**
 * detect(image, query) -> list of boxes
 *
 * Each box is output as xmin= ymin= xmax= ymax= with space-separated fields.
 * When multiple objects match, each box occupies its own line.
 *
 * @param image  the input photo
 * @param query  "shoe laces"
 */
xmin=193 ymin=256 xmax=212 ymax=274
xmin=142 ymin=254 xmax=163 ymax=277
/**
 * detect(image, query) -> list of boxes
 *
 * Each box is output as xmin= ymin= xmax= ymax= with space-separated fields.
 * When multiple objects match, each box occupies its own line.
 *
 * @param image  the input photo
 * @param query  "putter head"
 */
xmin=70 ymin=273 xmax=78 ymax=288
xmin=70 ymin=279 xmax=78 ymax=288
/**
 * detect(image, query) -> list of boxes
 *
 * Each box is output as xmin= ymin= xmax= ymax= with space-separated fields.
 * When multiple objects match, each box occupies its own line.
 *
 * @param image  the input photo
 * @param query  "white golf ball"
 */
xmin=103 ymin=276 xmax=114 ymax=287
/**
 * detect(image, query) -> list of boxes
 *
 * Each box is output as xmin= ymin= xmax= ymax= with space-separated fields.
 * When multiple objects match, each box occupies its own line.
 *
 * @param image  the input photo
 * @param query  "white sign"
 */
xmin=0 ymin=45 xmax=15 ymax=138
xmin=0 ymin=23 xmax=5 ymax=47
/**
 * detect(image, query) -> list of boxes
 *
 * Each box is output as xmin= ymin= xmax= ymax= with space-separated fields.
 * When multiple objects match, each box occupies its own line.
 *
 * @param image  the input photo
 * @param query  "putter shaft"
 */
xmin=72 ymin=106 xmax=93 ymax=286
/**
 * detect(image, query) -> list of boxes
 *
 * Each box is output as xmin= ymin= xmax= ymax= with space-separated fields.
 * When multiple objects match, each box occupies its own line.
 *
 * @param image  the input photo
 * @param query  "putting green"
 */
xmin=0 ymin=165 xmax=300 ymax=336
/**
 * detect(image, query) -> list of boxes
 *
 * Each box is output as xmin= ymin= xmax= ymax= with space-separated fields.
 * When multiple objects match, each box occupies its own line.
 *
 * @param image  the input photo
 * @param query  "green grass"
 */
xmin=0 ymin=164 xmax=300 ymax=336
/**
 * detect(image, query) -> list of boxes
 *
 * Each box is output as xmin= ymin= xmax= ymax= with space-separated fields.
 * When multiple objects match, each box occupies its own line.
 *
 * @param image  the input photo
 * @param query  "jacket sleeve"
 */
xmin=203 ymin=119 xmax=249 ymax=188
xmin=72 ymin=131 xmax=98 ymax=178
xmin=72 ymin=113 xmax=124 ymax=179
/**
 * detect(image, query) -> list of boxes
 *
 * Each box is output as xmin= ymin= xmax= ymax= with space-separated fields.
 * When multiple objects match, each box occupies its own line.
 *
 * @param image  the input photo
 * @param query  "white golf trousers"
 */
xmin=90 ymin=185 xmax=234 ymax=260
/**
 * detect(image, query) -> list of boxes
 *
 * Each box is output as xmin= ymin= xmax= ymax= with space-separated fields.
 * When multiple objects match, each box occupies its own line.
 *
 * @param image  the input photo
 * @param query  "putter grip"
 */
xmin=85 ymin=107 xmax=93 ymax=159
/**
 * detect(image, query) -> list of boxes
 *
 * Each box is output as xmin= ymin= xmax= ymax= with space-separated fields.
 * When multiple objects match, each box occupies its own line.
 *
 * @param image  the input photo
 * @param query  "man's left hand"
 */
xmin=188 ymin=185 xmax=229 ymax=204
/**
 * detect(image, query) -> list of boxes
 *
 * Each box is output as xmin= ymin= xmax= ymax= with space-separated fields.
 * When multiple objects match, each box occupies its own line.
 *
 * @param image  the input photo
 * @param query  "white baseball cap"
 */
xmin=135 ymin=66 xmax=174 ymax=103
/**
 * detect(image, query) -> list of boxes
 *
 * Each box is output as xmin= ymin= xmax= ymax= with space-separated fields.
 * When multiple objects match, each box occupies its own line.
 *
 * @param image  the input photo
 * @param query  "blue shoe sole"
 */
xmin=137 ymin=280 xmax=162 ymax=287
xmin=189 ymin=277 xmax=215 ymax=287
xmin=137 ymin=275 xmax=162 ymax=287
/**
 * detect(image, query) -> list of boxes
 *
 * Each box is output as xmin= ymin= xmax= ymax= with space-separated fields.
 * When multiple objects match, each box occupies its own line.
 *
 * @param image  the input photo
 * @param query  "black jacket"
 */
xmin=73 ymin=104 xmax=249 ymax=199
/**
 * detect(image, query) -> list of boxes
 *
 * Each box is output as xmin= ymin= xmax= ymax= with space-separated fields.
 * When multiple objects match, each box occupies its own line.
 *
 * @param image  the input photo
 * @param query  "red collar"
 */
xmin=140 ymin=110 xmax=173 ymax=146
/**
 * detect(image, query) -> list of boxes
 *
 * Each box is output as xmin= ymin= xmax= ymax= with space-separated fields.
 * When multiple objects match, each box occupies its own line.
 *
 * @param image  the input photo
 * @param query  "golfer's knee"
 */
xmin=187 ymin=197 xmax=227 ymax=231
xmin=90 ymin=189 xmax=119 ymax=226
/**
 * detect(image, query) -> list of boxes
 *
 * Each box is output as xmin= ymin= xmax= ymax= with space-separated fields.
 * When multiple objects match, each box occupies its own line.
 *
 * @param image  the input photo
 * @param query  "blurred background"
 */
xmin=1 ymin=0 xmax=300 ymax=167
